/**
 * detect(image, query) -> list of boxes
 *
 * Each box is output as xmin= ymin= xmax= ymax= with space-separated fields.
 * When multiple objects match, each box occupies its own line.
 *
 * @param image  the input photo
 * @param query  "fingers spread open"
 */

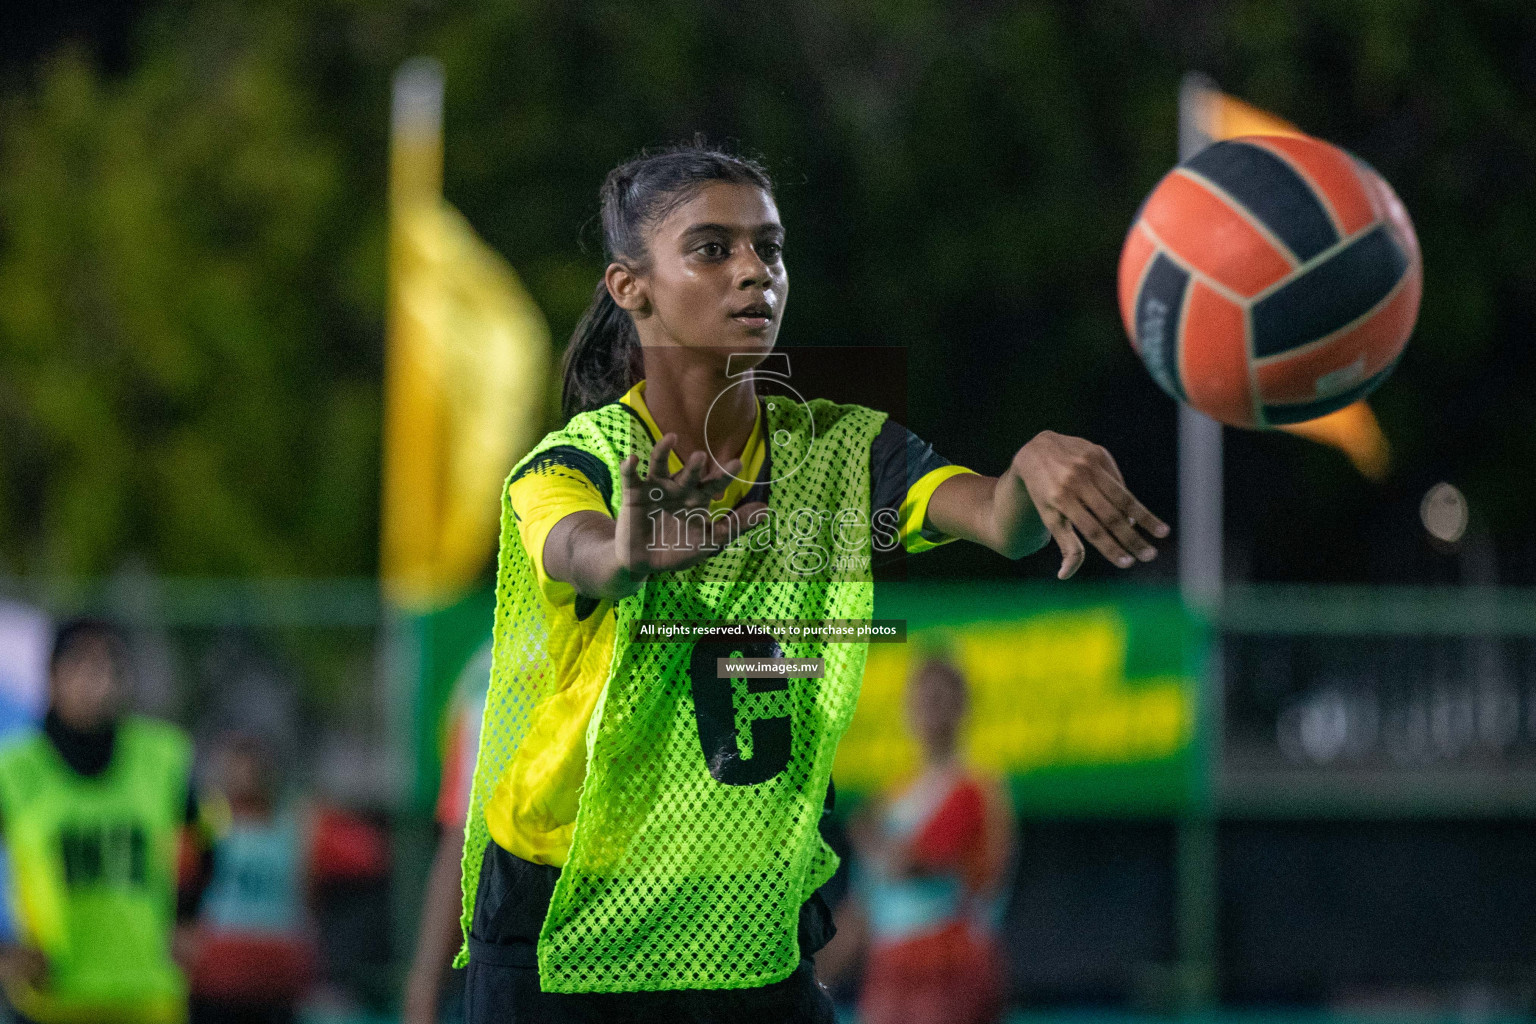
xmin=620 ymin=454 xmax=642 ymax=488
xmin=648 ymin=435 xmax=677 ymax=480
xmin=621 ymin=455 xmax=657 ymax=501
xmin=675 ymin=450 xmax=706 ymax=490
xmin=1095 ymin=445 xmax=1126 ymax=485
xmin=1081 ymin=476 xmax=1157 ymax=562
xmin=1092 ymin=467 xmax=1171 ymax=539
xmin=1058 ymin=495 xmax=1135 ymax=568
xmin=702 ymin=471 xmax=734 ymax=500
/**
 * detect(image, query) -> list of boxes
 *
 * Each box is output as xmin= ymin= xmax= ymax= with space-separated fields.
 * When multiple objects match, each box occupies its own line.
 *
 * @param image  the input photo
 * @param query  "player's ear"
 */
xmin=606 ymin=263 xmax=650 ymax=317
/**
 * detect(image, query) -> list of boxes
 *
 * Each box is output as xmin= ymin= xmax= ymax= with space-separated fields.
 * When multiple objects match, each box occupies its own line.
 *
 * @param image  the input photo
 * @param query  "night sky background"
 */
xmin=2 ymin=0 xmax=1534 ymax=588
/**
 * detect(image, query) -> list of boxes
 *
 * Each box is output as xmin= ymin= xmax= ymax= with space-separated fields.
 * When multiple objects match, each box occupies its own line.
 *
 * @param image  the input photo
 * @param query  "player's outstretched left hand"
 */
xmin=1012 ymin=431 xmax=1169 ymax=580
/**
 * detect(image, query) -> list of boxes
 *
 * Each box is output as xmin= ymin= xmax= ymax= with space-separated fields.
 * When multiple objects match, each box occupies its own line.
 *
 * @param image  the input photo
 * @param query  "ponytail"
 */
xmin=561 ymin=280 xmax=644 ymax=420
xmin=559 ymin=140 xmax=775 ymax=420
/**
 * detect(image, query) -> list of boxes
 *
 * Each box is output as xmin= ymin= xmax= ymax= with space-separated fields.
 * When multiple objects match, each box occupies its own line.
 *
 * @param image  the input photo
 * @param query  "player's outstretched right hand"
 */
xmin=615 ymin=433 xmax=767 ymax=579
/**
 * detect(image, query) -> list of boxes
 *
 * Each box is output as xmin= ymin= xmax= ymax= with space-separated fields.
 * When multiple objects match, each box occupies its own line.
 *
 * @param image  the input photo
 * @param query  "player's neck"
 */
xmin=640 ymin=355 xmax=758 ymax=465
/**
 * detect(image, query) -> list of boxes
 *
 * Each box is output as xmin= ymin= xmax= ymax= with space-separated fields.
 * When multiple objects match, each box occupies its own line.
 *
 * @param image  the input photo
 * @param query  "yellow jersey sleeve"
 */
xmin=486 ymin=446 xmax=622 ymax=870
xmin=508 ymin=460 xmax=612 ymax=607
xmin=899 ymin=464 xmax=980 ymax=553
xmin=870 ymin=418 xmax=979 ymax=554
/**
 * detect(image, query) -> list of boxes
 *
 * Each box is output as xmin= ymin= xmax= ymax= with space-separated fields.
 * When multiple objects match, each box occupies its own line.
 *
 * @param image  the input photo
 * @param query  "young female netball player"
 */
xmin=456 ymin=142 xmax=1168 ymax=1024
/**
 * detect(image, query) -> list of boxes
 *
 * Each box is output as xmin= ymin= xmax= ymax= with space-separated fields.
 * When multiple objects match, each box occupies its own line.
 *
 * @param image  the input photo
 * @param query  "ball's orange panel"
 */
xmin=1178 ymin=280 xmax=1256 ymax=428
xmin=1143 ymin=171 xmax=1294 ymax=298
xmin=1247 ymin=135 xmax=1377 ymax=238
xmin=1118 ymin=224 xmax=1157 ymax=348
xmin=1255 ymin=263 xmax=1420 ymax=405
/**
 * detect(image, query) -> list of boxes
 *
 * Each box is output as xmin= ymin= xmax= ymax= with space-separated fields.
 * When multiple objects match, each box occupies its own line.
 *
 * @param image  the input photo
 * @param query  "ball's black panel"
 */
xmin=1250 ymin=226 xmax=1408 ymax=360
xmin=1183 ymin=140 xmax=1341 ymax=263
xmin=1135 ymin=252 xmax=1191 ymax=403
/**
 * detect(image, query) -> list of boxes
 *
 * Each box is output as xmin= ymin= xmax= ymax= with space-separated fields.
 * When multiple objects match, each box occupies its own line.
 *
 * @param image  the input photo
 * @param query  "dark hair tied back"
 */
xmin=560 ymin=140 xmax=774 ymax=420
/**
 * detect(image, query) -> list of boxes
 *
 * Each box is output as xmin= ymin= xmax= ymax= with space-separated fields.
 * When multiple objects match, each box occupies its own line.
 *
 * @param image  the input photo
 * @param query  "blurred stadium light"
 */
xmin=1421 ymin=482 xmax=1469 ymax=546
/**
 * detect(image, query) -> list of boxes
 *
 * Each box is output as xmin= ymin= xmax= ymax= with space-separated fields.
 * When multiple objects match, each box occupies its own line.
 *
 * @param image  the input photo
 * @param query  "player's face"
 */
xmin=636 ymin=181 xmax=787 ymax=360
xmin=51 ymin=636 xmax=122 ymax=733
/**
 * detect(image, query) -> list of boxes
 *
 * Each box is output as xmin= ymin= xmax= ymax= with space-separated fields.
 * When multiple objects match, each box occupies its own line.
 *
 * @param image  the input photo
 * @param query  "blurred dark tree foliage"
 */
xmin=0 ymin=0 xmax=1533 ymax=584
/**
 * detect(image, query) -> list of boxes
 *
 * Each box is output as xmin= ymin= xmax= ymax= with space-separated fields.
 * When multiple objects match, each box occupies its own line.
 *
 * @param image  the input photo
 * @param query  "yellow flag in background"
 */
xmin=1183 ymin=78 xmax=1391 ymax=481
xmin=1279 ymin=402 xmax=1391 ymax=481
xmin=382 ymin=60 xmax=551 ymax=609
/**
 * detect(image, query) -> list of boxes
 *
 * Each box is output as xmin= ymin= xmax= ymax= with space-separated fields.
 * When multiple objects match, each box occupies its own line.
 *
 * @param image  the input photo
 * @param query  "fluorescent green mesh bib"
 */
xmin=458 ymin=391 xmax=886 ymax=993
xmin=0 ymin=718 xmax=191 ymax=1024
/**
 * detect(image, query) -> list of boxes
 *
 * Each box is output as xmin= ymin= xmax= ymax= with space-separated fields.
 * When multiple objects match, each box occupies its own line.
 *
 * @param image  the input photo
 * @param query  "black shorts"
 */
xmin=463 ymin=841 xmax=837 ymax=1024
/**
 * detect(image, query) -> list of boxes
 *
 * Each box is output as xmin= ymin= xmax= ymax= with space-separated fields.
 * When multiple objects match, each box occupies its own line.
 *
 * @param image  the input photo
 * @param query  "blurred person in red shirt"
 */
xmin=185 ymin=734 xmax=315 ymax=1024
xmin=821 ymin=655 xmax=1014 ymax=1024
xmin=186 ymin=733 xmax=388 ymax=1024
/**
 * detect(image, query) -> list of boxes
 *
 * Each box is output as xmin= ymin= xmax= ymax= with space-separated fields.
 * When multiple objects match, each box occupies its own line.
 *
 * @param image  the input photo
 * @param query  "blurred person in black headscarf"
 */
xmin=0 ymin=618 xmax=210 ymax=1024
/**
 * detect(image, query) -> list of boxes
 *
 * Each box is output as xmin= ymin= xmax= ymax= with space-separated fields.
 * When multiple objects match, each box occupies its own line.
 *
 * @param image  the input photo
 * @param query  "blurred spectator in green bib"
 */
xmin=0 ymin=619 xmax=208 ymax=1024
